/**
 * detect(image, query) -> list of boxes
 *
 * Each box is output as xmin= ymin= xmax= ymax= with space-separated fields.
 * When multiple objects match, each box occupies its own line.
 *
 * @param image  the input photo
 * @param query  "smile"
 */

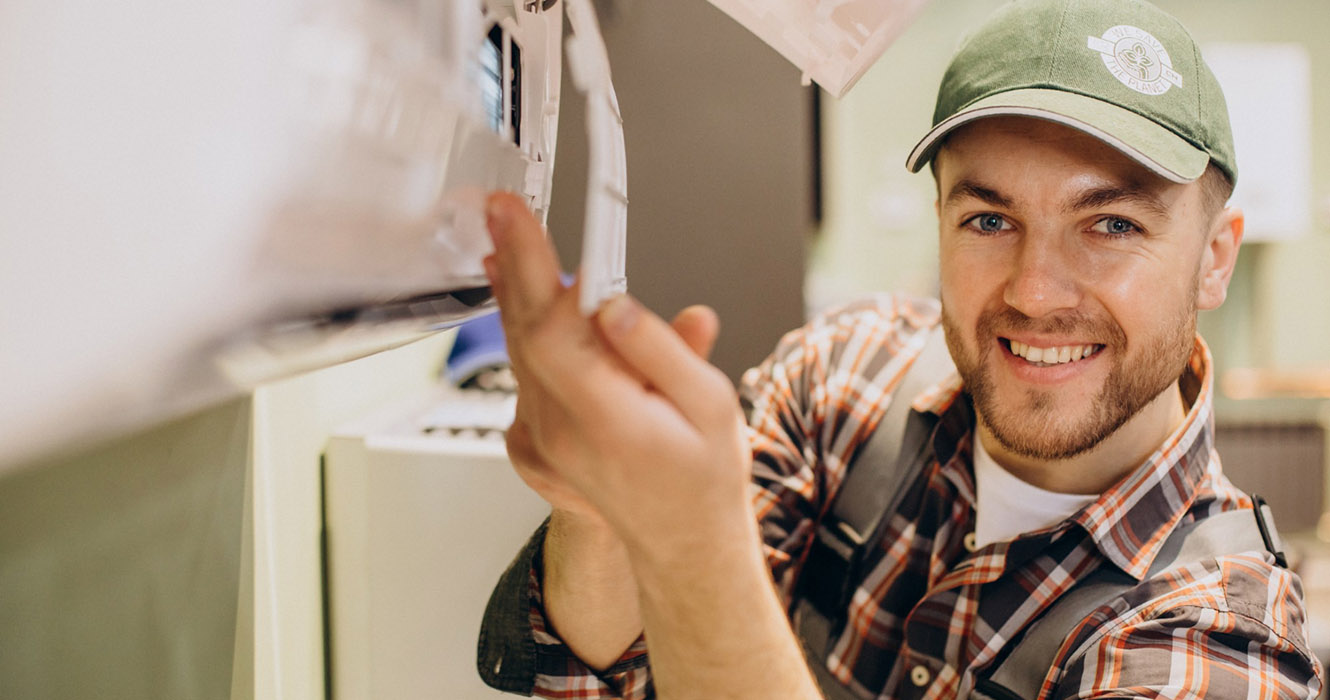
xmin=1002 ymin=339 xmax=1103 ymax=366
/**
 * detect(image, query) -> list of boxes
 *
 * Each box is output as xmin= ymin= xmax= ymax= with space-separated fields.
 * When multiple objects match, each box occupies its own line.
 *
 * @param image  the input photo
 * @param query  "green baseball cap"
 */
xmin=906 ymin=0 xmax=1236 ymax=185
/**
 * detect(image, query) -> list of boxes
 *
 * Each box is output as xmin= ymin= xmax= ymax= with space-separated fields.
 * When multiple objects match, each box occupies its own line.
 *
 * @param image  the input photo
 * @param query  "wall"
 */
xmin=0 ymin=398 xmax=251 ymax=700
xmin=547 ymin=0 xmax=814 ymax=382
xmin=0 ymin=331 xmax=452 ymax=700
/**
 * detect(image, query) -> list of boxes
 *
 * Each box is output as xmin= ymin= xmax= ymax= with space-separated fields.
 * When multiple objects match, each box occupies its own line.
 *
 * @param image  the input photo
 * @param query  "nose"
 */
xmin=1001 ymin=234 xmax=1083 ymax=318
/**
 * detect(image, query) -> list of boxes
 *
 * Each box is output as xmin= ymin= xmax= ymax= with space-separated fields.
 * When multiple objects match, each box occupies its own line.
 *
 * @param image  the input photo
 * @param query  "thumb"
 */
xmin=670 ymin=305 xmax=720 ymax=360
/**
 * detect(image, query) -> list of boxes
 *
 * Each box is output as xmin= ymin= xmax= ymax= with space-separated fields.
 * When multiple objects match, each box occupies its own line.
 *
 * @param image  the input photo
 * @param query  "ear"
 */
xmin=1196 ymin=206 xmax=1244 ymax=310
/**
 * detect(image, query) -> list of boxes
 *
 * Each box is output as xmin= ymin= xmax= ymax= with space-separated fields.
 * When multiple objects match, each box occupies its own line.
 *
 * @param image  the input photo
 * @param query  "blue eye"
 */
xmin=966 ymin=214 xmax=1011 ymax=234
xmin=1092 ymin=217 xmax=1140 ymax=236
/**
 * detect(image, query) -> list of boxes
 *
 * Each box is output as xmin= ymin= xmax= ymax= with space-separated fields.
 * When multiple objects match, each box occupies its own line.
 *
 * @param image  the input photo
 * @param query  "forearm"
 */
xmin=543 ymin=508 xmax=644 ymax=670
xmin=482 ymin=193 xmax=814 ymax=696
xmin=628 ymin=505 xmax=822 ymax=700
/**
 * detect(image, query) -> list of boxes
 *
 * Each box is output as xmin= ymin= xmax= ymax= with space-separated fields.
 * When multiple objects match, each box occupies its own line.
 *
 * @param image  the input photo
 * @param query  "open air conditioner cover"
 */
xmin=0 ymin=0 xmax=563 ymax=470
xmin=706 ymin=0 xmax=932 ymax=97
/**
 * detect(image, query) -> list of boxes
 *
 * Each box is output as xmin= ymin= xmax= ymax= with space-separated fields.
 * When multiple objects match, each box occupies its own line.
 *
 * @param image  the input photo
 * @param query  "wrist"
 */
xmin=542 ymin=509 xmax=645 ymax=672
xmin=624 ymin=499 xmax=766 ymax=588
xmin=545 ymin=508 xmax=631 ymax=581
xmin=626 ymin=503 xmax=819 ymax=698
xmin=549 ymin=506 xmax=614 ymax=538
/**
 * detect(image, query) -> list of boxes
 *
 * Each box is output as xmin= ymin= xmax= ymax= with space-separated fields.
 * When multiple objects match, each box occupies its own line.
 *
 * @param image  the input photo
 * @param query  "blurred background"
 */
xmin=1 ymin=1 xmax=1327 ymax=699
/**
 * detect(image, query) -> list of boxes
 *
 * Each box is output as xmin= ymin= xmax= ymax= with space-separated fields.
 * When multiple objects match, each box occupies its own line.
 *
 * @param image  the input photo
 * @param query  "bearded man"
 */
xmin=475 ymin=0 xmax=1323 ymax=697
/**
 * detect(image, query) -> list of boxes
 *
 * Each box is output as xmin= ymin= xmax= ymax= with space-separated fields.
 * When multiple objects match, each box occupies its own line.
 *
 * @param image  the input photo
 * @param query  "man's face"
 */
xmin=935 ymin=117 xmax=1223 ymax=462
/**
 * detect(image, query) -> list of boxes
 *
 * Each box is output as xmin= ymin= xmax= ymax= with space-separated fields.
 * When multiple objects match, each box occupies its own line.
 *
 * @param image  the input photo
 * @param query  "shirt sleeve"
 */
xmin=1051 ymin=554 xmax=1324 ymax=699
xmin=477 ymin=518 xmax=653 ymax=699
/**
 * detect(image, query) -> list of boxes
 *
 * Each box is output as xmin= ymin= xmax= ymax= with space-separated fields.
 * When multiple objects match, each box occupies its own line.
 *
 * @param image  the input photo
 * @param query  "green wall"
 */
xmin=0 ymin=330 xmax=455 ymax=700
xmin=0 ymin=399 xmax=251 ymax=700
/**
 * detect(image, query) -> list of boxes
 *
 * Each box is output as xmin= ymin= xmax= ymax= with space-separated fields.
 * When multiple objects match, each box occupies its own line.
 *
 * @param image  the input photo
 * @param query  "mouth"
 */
xmin=1000 ymin=338 xmax=1104 ymax=367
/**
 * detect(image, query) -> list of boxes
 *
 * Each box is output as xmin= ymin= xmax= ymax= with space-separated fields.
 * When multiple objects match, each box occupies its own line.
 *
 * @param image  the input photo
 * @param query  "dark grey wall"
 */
xmin=547 ymin=0 xmax=813 ymax=383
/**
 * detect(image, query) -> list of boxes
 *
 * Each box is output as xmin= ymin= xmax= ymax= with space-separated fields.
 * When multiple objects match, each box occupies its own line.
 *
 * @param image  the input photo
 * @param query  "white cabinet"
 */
xmin=323 ymin=392 xmax=549 ymax=699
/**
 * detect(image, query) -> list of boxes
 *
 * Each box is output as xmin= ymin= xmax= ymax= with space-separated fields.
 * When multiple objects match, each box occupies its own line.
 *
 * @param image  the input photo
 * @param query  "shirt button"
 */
xmin=963 ymin=532 xmax=978 ymax=552
xmin=910 ymin=664 xmax=931 ymax=686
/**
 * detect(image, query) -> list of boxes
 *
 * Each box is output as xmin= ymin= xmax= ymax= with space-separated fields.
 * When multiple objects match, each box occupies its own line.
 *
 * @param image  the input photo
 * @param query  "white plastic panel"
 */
xmin=705 ymin=0 xmax=933 ymax=97
xmin=565 ymin=0 xmax=629 ymax=314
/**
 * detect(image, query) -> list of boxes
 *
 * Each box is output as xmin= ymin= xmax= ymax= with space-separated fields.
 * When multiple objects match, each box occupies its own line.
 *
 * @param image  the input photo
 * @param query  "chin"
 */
xmin=980 ymin=392 xmax=1124 ymax=461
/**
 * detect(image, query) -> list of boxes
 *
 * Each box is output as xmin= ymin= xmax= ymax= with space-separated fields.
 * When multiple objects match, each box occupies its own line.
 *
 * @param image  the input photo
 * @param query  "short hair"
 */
xmin=1198 ymin=162 xmax=1235 ymax=222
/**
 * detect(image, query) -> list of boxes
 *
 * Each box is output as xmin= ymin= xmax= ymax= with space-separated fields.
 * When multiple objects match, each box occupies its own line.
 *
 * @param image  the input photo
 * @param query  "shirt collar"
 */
xmin=916 ymin=334 xmax=1217 ymax=580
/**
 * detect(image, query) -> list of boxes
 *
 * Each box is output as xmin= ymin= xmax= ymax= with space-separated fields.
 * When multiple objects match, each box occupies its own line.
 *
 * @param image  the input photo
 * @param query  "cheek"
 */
xmin=938 ymin=253 xmax=969 ymax=322
xmin=940 ymin=244 xmax=1005 ymax=314
xmin=1093 ymin=260 xmax=1196 ymax=345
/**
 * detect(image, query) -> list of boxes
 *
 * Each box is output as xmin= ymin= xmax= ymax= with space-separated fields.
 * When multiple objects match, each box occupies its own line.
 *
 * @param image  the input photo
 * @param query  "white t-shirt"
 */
xmin=972 ymin=438 xmax=1098 ymax=549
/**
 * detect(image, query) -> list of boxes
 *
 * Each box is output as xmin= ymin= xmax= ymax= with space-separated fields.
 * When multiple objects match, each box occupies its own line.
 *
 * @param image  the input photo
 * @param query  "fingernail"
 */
xmin=486 ymin=194 xmax=510 ymax=244
xmin=598 ymin=294 xmax=640 ymax=339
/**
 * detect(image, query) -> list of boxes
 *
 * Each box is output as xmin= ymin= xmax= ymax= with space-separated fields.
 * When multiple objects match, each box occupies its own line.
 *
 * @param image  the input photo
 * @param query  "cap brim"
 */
xmin=905 ymin=88 xmax=1210 ymax=183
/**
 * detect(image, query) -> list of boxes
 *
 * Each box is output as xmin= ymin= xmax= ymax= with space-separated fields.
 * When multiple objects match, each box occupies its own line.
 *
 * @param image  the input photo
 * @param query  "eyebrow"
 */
xmin=1064 ymin=185 xmax=1171 ymax=219
xmin=944 ymin=178 xmax=1172 ymax=219
xmin=944 ymin=179 xmax=1014 ymax=209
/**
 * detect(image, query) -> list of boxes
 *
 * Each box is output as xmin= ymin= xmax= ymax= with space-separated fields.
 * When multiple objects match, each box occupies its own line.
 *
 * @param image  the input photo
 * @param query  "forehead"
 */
xmin=934 ymin=116 xmax=1185 ymax=201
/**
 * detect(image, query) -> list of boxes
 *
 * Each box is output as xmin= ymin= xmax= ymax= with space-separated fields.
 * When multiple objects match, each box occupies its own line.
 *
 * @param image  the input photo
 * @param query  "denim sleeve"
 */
xmin=477 ymin=517 xmax=550 ymax=695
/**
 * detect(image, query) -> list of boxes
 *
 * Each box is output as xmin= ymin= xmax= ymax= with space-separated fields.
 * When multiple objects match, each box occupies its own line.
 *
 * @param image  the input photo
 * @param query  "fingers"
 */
xmin=485 ymin=192 xmax=564 ymax=329
xmin=482 ymin=189 xmax=650 ymax=460
xmin=595 ymin=295 xmax=734 ymax=426
xmin=670 ymin=305 xmax=720 ymax=360
xmin=483 ymin=187 xmax=731 ymax=481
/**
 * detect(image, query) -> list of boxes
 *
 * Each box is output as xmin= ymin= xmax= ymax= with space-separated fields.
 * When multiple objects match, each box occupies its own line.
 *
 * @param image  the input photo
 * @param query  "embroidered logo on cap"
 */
xmin=1087 ymin=25 xmax=1183 ymax=96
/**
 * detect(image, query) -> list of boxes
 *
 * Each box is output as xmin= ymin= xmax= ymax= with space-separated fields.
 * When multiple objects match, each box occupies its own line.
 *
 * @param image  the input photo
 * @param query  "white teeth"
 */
xmin=1008 ymin=340 xmax=1100 ymax=365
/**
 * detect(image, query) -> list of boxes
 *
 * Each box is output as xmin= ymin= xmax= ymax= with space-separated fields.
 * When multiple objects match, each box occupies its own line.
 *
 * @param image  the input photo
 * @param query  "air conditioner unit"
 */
xmin=0 ymin=0 xmax=626 ymax=470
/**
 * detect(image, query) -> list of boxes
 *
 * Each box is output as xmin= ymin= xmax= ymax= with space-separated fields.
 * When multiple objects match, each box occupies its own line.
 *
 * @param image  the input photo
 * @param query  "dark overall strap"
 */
xmin=971 ymin=496 xmax=1288 ymax=700
xmin=794 ymin=324 xmax=953 ymax=699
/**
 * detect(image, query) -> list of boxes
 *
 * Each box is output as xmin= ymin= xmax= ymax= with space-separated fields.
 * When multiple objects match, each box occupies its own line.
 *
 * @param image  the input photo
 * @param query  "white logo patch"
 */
xmin=1087 ymin=25 xmax=1183 ymax=96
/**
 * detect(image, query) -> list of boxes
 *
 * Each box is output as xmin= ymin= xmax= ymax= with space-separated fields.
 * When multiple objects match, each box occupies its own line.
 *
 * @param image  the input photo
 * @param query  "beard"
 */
xmin=941 ymin=296 xmax=1197 ymax=461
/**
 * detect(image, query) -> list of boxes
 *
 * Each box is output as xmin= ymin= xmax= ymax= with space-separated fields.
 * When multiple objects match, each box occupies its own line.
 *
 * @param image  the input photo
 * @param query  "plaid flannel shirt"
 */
xmin=478 ymin=294 xmax=1322 ymax=699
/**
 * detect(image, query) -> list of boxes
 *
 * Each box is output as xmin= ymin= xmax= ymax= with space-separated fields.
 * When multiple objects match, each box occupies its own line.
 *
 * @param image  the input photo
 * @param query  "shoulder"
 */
xmin=1055 ymin=523 xmax=1322 ymax=696
xmin=1115 ymin=550 xmax=1310 ymax=646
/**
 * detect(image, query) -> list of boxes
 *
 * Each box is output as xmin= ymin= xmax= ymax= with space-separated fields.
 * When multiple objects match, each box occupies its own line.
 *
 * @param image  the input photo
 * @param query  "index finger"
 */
xmin=485 ymin=191 xmax=564 ymax=329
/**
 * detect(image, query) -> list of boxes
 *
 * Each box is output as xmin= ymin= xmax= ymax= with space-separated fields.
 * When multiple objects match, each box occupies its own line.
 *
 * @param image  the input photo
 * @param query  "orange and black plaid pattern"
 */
xmin=523 ymin=294 xmax=1321 ymax=699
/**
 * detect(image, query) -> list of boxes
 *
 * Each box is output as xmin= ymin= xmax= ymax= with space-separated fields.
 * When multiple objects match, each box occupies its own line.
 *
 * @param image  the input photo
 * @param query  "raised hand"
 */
xmin=482 ymin=191 xmax=751 ymax=556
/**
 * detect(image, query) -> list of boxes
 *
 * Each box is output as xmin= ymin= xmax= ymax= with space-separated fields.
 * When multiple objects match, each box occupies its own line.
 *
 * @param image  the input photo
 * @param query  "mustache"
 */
xmin=975 ymin=306 xmax=1126 ymax=346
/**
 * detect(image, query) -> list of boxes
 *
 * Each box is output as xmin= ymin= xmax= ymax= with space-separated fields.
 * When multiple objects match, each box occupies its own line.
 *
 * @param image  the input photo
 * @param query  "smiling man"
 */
xmin=477 ymin=0 xmax=1322 ymax=698
xmin=935 ymin=116 xmax=1230 ymax=496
